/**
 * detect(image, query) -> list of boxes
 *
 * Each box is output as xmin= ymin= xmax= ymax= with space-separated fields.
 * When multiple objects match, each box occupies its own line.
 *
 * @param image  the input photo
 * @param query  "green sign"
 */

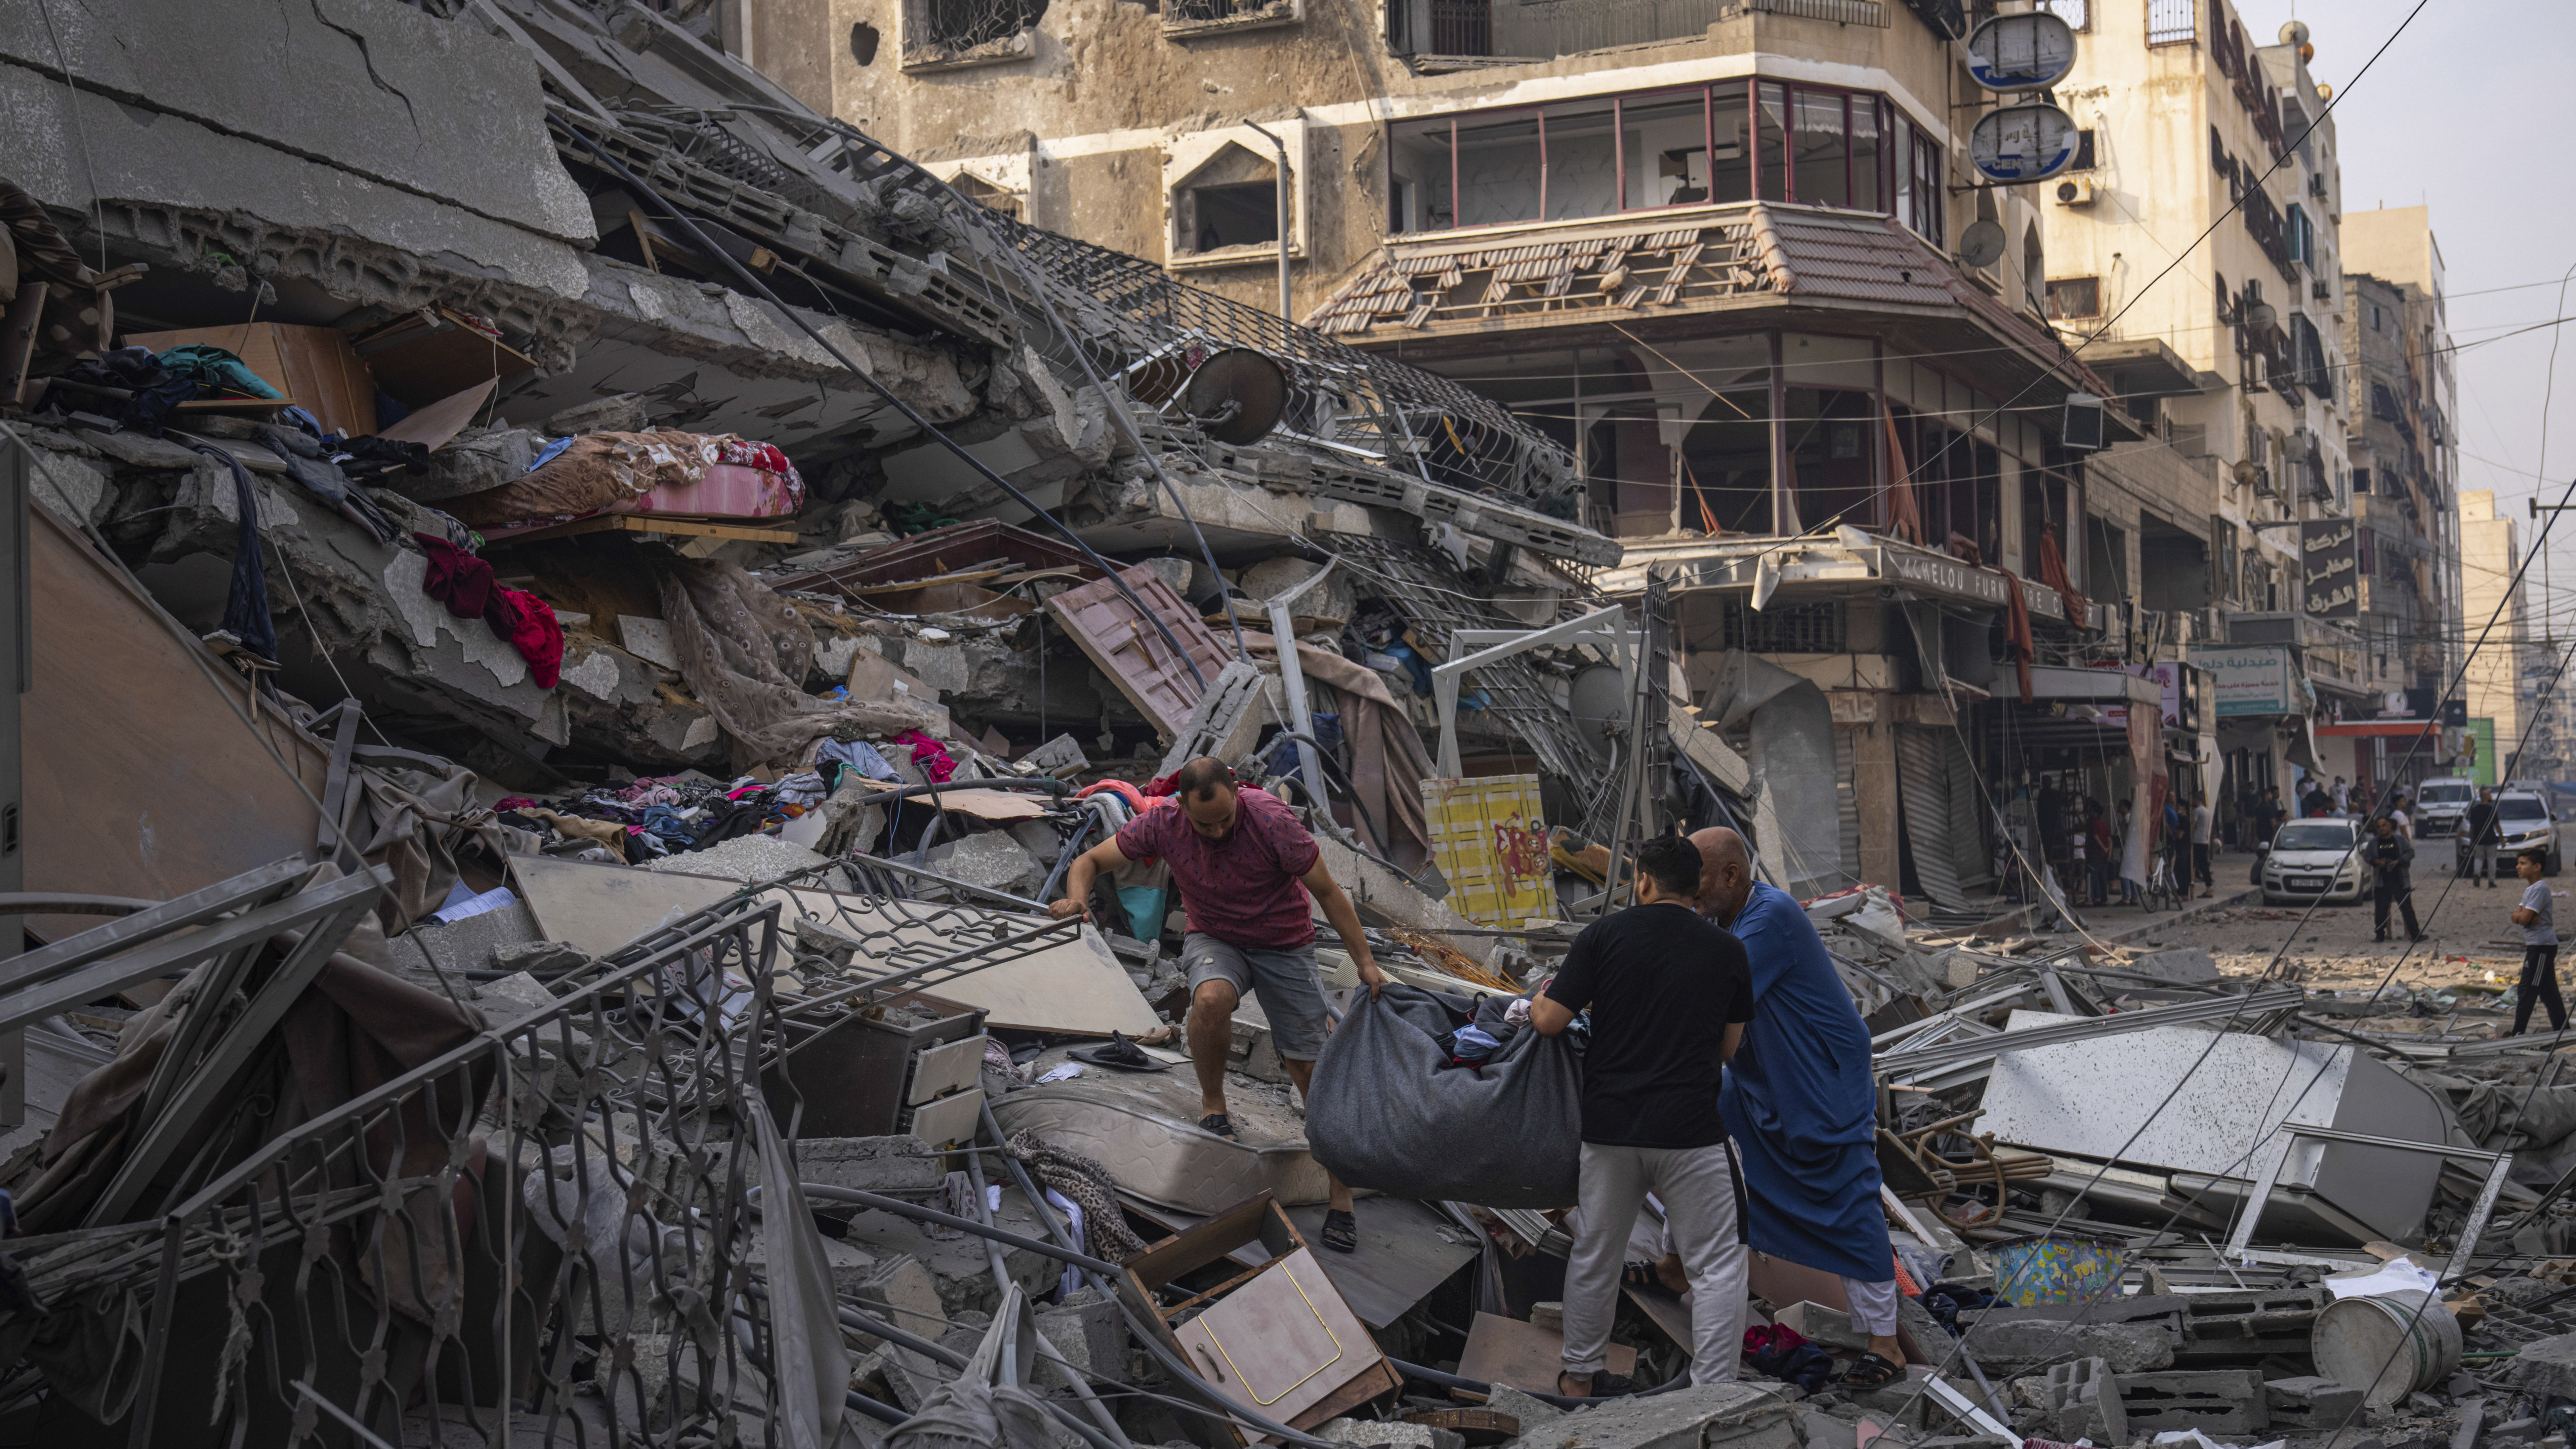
xmin=2469 ymin=718 xmax=2497 ymax=787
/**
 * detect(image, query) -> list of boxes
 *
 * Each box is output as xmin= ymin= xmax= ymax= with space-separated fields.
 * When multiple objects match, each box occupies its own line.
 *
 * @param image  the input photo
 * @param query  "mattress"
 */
xmin=993 ymin=1047 xmax=1331 ymax=1212
xmin=613 ymin=462 xmax=798 ymax=518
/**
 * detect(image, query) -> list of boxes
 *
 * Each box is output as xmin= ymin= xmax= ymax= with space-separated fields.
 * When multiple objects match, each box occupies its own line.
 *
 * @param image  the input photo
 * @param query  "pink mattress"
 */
xmin=608 ymin=463 xmax=798 ymax=519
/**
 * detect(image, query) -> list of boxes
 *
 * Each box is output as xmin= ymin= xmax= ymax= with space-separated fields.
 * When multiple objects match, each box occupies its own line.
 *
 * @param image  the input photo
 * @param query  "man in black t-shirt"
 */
xmin=1530 ymin=835 xmax=1756 ymax=1397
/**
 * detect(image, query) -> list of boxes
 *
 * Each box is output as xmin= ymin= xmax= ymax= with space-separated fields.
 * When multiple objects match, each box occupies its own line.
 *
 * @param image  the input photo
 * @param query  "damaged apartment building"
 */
xmin=737 ymin=0 xmax=2118 ymax=910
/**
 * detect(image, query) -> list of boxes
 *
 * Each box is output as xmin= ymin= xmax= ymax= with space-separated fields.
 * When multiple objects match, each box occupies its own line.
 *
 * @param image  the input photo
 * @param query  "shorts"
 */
xmin=1183 ymin=933 xmax=1328 ymax=1061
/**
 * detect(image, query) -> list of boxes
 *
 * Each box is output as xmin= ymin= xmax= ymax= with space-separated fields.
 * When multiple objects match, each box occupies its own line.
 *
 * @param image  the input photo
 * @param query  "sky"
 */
xmin=2227 ymin=0 xmax=2576 ymax=630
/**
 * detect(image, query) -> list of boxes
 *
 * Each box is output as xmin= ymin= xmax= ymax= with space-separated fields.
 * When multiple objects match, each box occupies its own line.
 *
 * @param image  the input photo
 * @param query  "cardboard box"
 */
xmin=125 ymin=321 xmax=378 ymax=438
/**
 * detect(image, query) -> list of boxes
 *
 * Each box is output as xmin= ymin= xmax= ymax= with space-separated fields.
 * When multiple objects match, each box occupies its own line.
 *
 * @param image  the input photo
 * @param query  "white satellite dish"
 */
xmin=2246 ymin=301 xmax=2279 ymax=332
xmin=1568 ymin=663 xmax=1627 ymax=761
xmin=1965 ymin=12 xmax=2078 ymax=91
xmin=1969 ymin=103 xmax=2080 ymax=184
xmin=1959 ymin=219 xmax=2008 ymax=269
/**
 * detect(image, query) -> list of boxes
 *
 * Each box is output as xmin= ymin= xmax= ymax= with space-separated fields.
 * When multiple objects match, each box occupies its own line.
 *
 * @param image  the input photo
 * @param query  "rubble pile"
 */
xmin=0 ymin=0 xmax=2545 ymax=1446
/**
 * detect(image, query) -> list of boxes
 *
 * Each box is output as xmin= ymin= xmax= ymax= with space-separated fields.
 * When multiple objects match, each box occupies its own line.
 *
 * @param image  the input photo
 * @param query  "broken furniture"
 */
xmin=1112 ymin=1193 xmax=1398 ymax=1445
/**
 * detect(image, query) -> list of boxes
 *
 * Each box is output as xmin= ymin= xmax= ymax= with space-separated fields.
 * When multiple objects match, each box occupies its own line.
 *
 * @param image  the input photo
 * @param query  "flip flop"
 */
xmin=1198 ymin=1113 xmax=1240 ymax=1141
xmin=1320 ymin=1208 xmax=1360 ymax=1254
xmin=1069 ymin=1031 xmax=1170 ymax=1073
xmin=1840 ymin=1351 xmax=1902 ymax=1390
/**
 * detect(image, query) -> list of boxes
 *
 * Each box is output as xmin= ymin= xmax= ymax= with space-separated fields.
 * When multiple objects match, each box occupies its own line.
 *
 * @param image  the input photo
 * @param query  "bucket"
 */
xmin=2311 ymin=1290 xmax=2461 ymax=1408
xmin=1991 ymin=1234 xmax=2128 ymax=1307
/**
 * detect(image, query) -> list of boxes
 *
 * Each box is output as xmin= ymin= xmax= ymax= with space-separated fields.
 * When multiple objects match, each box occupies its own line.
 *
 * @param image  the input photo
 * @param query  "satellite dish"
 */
xmin=1568 ymin=663 xmax=1628 ymax=761
xmin=2246 ymin=301 xmax=2279 ymax=332
xmin=1959 ymin=219 xmax=2008 ymax=270
xmin=1970 ymin=103 xmax=2080 ymax=184
xmin=1965 ymin=12 xmax=2078 ymax=91
xmin=1180 ymin=348 xmax=1289 ymax=445
xmin=2278 ymin=19 xmax=2310 ymax=45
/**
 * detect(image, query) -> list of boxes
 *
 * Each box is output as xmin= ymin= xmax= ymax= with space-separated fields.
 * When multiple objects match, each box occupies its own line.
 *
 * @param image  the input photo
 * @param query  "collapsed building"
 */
xmin=1 ymin=3 xmax=2571 ymax=1449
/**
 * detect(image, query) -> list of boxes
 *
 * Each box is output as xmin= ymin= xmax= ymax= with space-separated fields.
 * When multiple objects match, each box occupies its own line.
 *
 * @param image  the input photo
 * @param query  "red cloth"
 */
xmin=1993 ymin=565 xmax=2037 ymax=703
xmin=2039 ymin=523 xmax=2089 ymax=624
xmin=1075 ymin=780 xmax=1154 ymax=813
xmin=490 ymin=586 xmax=563 ymax=689
xmin=414 ymin=533 xmax=495 ymax=618
xmin=894 ymin=729 xmax=956 ymax=783
xmin=1114 ymin=786 xmax=1320 ymax=949
xmin=409 ymin=534 xmax=560 ymax=688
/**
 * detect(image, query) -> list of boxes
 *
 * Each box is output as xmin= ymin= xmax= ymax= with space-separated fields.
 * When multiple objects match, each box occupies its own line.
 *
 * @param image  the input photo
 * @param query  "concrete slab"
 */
xmin=1530 ymin=1382 xmax=1790 ymax=1449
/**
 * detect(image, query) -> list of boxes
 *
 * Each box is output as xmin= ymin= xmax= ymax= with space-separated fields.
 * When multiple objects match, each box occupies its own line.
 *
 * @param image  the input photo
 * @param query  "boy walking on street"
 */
xmin=2512 ymin=848 xmax=2566 ymax=1036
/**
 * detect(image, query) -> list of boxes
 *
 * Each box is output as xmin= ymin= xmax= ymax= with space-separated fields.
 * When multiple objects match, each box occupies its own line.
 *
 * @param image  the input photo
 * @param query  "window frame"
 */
xmin=1385 ymin=79 xmax=1927 ymax=237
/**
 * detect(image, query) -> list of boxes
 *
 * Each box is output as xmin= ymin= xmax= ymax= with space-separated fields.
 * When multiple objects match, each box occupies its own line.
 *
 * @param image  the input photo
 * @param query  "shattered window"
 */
xmin=915 ymin=0 xmax=1046 ymax=53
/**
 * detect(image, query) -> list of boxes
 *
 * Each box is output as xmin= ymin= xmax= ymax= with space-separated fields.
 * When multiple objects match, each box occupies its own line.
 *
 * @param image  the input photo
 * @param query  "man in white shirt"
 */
xmin=2331 ymin=777 xmax=2352 ymax=815
xmin=2190 ymin=798 xmax=2215 ymax=897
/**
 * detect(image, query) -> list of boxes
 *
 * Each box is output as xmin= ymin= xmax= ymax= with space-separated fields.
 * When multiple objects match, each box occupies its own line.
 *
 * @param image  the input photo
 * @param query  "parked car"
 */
xmin=2457 ymin=790 xmax=2561 ymax=876
xmin=2412 ymin=777 xmax=2476 ymax=840
xmin=2263 ymin=818 xmax=2365 ymax=904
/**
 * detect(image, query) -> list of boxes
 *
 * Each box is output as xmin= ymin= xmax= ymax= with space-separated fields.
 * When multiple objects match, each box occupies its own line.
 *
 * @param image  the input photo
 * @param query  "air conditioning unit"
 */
xmin=2053 ymin=175 xmax=2098 ymax=207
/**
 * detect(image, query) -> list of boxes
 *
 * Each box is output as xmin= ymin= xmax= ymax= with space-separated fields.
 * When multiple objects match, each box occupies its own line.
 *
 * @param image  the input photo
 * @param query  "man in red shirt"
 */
xmin=1052 ymin=757 xmax=1388 ymax=1251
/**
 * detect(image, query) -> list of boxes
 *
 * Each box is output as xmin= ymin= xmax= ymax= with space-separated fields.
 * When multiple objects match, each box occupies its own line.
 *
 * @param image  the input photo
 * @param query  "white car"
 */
xmin=2457 ymin=791 xmax=2561 ymax=876
xmin=2413 ymin=778 xmax=2475 ymax=840
xmin=2263 ymin=819 xmax=2365 ymax=904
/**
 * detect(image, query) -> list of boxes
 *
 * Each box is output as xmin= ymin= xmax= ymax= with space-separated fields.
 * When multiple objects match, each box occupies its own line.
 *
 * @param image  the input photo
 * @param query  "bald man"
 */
xmin=1054 ymin=757 xmax=1386 ymax=1251
xmin=1687 ymin=828 xmax=1906 ymax=1386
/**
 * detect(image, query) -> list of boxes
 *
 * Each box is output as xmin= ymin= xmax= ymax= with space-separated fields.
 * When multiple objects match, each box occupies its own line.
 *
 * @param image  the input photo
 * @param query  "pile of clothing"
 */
xmin=492 ymin=772 xmax=828 ymax=864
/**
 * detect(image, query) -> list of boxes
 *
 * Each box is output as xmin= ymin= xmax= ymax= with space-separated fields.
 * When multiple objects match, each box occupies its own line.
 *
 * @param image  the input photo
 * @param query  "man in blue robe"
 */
xmin=1687 ymin=828 xmax=1903 ymax=1385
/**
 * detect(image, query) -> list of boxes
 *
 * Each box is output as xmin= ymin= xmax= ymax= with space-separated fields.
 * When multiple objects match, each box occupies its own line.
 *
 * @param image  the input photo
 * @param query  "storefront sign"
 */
xmin=2094 ymin=660 xmax=2187 ymax=730
xmin=1879 ymin=545 xmax=2007 ymax=605
xmin=2189 ymin=645 xmax=2298 ymax=717
xmin=2301 ymin=519 xmax=2361 ymax=620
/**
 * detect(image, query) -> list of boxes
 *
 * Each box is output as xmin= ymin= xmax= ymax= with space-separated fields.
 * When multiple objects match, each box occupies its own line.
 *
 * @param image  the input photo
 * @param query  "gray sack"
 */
xmin=1304 ymin=983 xmax=1583 ymax=1208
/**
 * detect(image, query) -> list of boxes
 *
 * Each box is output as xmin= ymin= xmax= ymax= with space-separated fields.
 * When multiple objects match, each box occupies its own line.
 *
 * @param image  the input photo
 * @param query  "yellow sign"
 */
xmin=1418 ymin=774 xmax=1553 ymax=927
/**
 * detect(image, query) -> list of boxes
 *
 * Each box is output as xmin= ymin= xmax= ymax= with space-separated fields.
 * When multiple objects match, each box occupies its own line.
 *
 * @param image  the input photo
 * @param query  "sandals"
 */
xmin=1621 ymin=1261 xmax=1673 ymax=1295
xmin=1556 ymin=1369 xmax=1637 ymax=1399
xmin=1321 ymin=1208 xmax=1360 ymax=1254
xmin=1839 ymin=1351 xmax=1902 ymax=1390
xmin=1198 ymin=1113 xmax=1240 ymax=1141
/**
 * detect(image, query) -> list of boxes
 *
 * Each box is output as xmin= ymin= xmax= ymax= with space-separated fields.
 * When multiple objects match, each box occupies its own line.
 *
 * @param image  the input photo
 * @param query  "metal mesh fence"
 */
xmin=13 ymin=875 xmax=1083 ymax=1447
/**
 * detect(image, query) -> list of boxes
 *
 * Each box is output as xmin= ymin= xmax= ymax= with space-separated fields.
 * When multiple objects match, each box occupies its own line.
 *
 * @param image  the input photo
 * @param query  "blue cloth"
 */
xmin=816 ymin=738 xmax=902 ymax=783
xmin=529 ymin=436 xmax=575 ymax=472
xmin=1717 ymin=881 xmax=1892 ymax=1282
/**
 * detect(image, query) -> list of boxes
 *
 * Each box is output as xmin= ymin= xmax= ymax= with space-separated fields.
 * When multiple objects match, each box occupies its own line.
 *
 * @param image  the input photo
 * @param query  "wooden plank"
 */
xmin=126 ymin=322 xmax=377 ymax=436
xmin=1454 ymin=1312 xmax=1634 ymax=1394
xmin=1044 ymin=565 xmax=1227 ymax=738
xmin=23 ymin=507 xmax=326 ymax=938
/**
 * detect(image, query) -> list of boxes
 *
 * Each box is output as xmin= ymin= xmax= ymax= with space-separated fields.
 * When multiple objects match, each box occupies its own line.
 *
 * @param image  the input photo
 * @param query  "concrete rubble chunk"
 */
xmin=801 ymin=1135 xmax=945 ymax=1193
xmin=1311 ymin=1420 xmax=1452 ymax=1448
xmin=2264 ymin=1375 xmax=2366 ymax=1430
xmin=490 ymin=939 xmax=587 ymax=976
xmin=1970 ymin=1317 xmax=2174 ymax=1374
xmin=2112 ymin=1369 xmax=2268 ymax=1436
xmin=923 ymin=831 xmax=1047 ymax=900
xmin=540 ymin=393 xmax=652 ymax=436
xmin=1482 ymin=1384 xmax=1567 ymax=1434
xmin=1525 ymin=1381 xmax=1791 ymax=1449
xmin=2498 ymin=1332 xmax=2576 ymax=1400
xmin=850 ymin=1253 xmax=948 ymax=1350
xmin=1033 ymin=1289 xmax=1127 ymax=1386
xmin=2042 ymin=1357 xmax=2126 ymax=1442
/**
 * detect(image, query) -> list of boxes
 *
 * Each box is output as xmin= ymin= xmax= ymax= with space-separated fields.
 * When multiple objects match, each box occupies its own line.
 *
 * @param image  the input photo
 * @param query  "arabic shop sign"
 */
xmin=2301 ymin=519 xmax=2361 ymax=620
xmin=2188 ymin=644 xmax=2297 ymax=717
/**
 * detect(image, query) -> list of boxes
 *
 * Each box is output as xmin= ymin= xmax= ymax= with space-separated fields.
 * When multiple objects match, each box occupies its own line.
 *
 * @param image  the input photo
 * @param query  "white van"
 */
xmin=2411 ymin=777 xmax=2476 ymax=840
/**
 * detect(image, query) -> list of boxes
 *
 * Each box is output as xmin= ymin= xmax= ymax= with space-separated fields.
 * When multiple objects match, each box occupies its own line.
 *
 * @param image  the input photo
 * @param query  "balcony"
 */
xmin=1385 ymin=0 xmax=1880 ymax=66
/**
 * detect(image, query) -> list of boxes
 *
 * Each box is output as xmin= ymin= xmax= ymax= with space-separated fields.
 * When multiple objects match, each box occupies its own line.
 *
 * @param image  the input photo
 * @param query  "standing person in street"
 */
xmin=2463 ymin=788 xmax=2503 ymax=887
xmin=2302 ymin=781 xmax=2332 ymax=818
xmin=2116 ymin=798 xmax=2143 ymax=907
xmin=2085 ymin=799 xmax=2114 ymax=906
xmin=2191 ymin=794 xmax=2215 ymax=897
xmin=2332 ymin=776 xmax=2352 ymax=815
xmin=1527 ymin=835 xmax=1754 ymax=1397
xmin=2162 ymin=794 xmax=2190 ymax=899
xmin=2511 ymin=847 xmax=2566 ymax=1036
xmin=2391 ymin=792 xmax=2415 ymax=839
xmin=1051 ymin=757 xmax=1386 ymax=1252
xmin=2366 ymin=814 xmax=2425 ymax=944
xmin=1689 ymin=827 xmax=1908 ymax=1388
